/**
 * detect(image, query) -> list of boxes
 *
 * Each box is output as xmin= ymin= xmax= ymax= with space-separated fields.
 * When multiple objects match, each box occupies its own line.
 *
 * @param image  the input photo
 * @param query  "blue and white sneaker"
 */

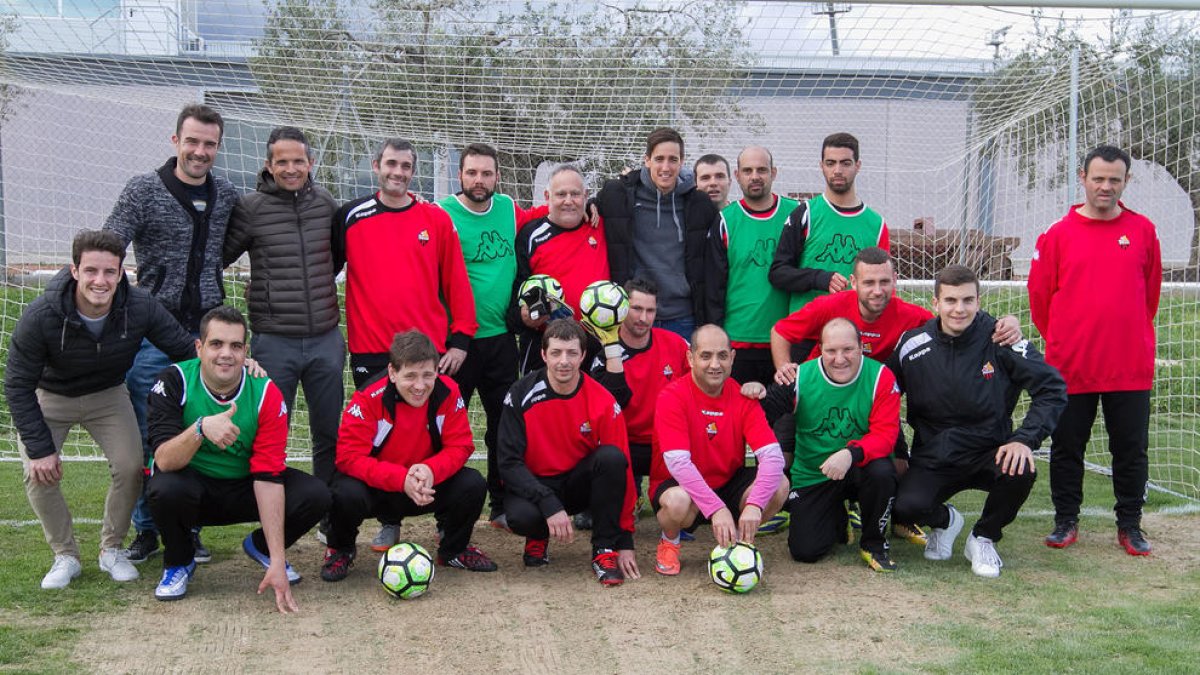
xmin=155 ymin=561 xmax=196 ymax=601
xmin=241 ymin=534 xmax=301 ymax=585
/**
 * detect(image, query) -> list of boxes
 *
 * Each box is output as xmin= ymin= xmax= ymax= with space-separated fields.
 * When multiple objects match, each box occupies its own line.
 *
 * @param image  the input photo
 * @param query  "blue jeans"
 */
xmin=653 ymin=315 xmax=696 ymax=342
xmin=127 ymin=337 xmax=190 ymax=534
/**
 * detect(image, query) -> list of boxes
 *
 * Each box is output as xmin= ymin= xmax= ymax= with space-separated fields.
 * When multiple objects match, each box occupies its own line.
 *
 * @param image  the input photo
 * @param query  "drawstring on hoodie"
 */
xmin=655 ymin=190 xmax=684 ymax=243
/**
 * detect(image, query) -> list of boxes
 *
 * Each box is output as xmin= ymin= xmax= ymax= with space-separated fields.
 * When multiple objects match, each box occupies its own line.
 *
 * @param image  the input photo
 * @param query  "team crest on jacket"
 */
xmin=418 ymin=229 xmax=430 ymax=246
xmin=580 ymin=420 xmax=593 ymax=436
xmin=706 ymin=422 xmax=718 ymax=440
xmin=663 ymin=365 xmax=674 ymax=380
xmin=981 ymin=361 xmax=994 ymax=380
xmin=588 ymin=235 xmax=598 ymax=248
xmin=1118 ymin=234 xmax=1130 ymax=249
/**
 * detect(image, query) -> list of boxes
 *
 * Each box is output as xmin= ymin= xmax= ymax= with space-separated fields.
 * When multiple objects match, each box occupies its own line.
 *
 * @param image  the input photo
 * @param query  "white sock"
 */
xmin=661 ymin=532 xmax=681 ymax=545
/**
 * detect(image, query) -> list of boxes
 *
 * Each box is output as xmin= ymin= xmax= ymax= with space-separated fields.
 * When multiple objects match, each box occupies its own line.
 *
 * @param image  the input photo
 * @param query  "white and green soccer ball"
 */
xmin=578 ymin=280 xmax=630 ymax=329
xmin=378 ymin=542 xmax=435 ymax=599
xmin=519 ymin=274 xmax=564 ymax=303
xmin=708 ymin=542 xmax=763 ymax=594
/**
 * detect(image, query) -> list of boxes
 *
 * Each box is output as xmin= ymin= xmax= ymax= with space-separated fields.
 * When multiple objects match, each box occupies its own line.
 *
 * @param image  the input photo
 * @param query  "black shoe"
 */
xmin=320 ymin=548 xmax=356 ymax=582
xmin=591 ymin=548 xmax=624 ymax=586
xmin=523 ymin=538 xmax=550 ymax=567
xmin=124 ymin=530 xmax=159 ymax=564
xmin=573 ymin=511 xmax=593 ymax=530
xmin=439 ymin=545 xmax=498 ymax=572
xmin=860 ymin=548 xmax=898 ymax=572
xmin=1044 ymin=521 xmax=1078 ymax=549
xmin=191 ymin=529 xmax=212 ymax=563
xmin=1118 ymin=527 xmax=1152 ymax=556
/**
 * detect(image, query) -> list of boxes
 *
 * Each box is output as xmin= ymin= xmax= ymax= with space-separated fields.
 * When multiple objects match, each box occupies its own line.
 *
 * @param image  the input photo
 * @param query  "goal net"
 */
xmin=0 ymin=1 xmax=1197 ymax=501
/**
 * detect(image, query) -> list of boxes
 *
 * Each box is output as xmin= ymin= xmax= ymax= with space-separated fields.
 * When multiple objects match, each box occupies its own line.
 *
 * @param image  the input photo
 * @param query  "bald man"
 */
xmin=748 ymin=318 xmax=902 ymax=571
xmin=708 ymin=146 xmax=799 ymax=388
xmin=650 ymin=324 xmax=789 ymax=576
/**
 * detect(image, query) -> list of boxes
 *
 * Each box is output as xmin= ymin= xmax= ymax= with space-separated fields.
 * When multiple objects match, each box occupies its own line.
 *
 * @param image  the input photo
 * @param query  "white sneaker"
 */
xmin=99 ymin=548 xmax=139 ymax=582
xmin=924 ymin=504 xmax=964 ymax=561
xmin=41 ymin=555 xmax=82 ymax=589
xmin=964 ymin=533 xmax=1003 ymax=578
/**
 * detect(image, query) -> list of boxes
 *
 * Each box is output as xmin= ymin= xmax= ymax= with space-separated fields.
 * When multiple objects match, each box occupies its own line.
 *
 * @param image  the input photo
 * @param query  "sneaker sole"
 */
xmin=655 ymin=565 xmax=680 ymax=576
xmin=193 ymin=553 xmax=213 ymax=564
xmin=370 ymin=543 xmax=396 ymax=553
xmin=1045 ymin=536 xmax=1077 ymax=549
xmin=1121 ymin=545 xmax=1152 ymax=556
xmin=154 ymin=592 xmax=187 ymax=601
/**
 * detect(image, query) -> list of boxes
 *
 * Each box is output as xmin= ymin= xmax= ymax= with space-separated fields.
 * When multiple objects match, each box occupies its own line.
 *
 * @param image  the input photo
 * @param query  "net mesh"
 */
xmin=0 ymin=1 xmax=1197 ymax=500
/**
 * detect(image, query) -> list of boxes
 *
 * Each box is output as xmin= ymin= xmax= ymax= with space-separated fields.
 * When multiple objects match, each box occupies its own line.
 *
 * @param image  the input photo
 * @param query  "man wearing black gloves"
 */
xmin=888 ymin=265 xmax=1066 ymax=578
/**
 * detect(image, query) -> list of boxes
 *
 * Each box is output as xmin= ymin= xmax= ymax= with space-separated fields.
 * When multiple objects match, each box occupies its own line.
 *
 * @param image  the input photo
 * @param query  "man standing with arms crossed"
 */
xmin=709 ymin=145 xmax=799 ymax=386
xmin=105 ymin=103 xmax=238 ymax=564
xmin=1028 ymin=145 xmax=1162 ymax=555
xmin=770 ymin=132 xmax=889 ymax=315
xmin=223 ymin=127 xmax=343 ymax=487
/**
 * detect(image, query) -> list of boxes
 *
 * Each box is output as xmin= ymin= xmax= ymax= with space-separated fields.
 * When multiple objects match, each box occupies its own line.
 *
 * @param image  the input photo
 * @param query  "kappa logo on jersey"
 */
xmin=981 ymin=361 xmax=995 ymax=380
xmin=613 ymin=402 xmax=622 ymax=417
xmin=279 ymin=400 xmax=288 ymax=417
xmin=700 ymin=409 xmax=724 ymax=417
xmin=813 ymin=407 xmax=863 ymax=439
xmin=663 ymin=365 xmax=674 ymax=380
xmin=891 ymin=381 xmax=900 ymax=394
xmin=347 ymin=403 xmax=364 ymax=420
xmin=417 ymin=229 xmax=430 ymax=246
xmin=814 ymin=233 xmax=860 ymax=265
xmin=455 ymin=396 xmax=466 ymax=412
xmin=1118 ymin=234 xmax=1131 ymax=249
xmin=473 ymin=230 xmax=513 ymax=261
xmin=749 ymin=238 xmax=777 ymax=267
xmin=580 ymin=421 xmax=593 ymax=436
xmin=588 ymin=235 xmax=598 ymax=249
xmin=150 ymin=380 xmax=166 ymax=397
xmin=706 ymin=421 xmax=718 ymax=440
xmin=1011 ymin=339 xmax=1030 ymax=358
xmin=503 ymin=392 xmax=513 ymax=407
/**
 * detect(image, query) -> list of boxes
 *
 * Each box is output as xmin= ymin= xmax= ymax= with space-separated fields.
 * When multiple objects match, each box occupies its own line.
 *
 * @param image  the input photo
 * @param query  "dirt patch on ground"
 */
xmin=72 ymin=516 xmax=944 ymax=674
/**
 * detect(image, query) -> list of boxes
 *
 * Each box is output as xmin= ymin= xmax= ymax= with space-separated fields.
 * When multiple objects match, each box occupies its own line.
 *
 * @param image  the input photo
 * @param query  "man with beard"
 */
xmin=436 ymin=143 xmax=548 ymax=529
xmin=769 ymin=132 xmax=889 ymax=314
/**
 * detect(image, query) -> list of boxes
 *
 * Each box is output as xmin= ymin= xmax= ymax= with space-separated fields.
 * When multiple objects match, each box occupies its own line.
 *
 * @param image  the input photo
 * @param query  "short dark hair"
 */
xmin=1083 ymin=145 xmax=1132 ymax=175
xmin=822 ymin=132 xmax=859 ymax=162
xmin=645 ymin=127 xmax=684 ymax=158
xmin=460 ymin=143 xmax=498 ymax=172
xmin=852 ymin=246 xmax=894 ymax=273
xmin=374 ymin=138 xmax=418 ymax=166
xmin=623 ymin=276 xmax=658 ymax=298
xmin=541 ymin=319 xmax=587 ymax=352
xmin=388 ymin=330 xmax=439 ymax=369
xmin=71 ymin=229 xmax=126 ymax=266
xmin=199 ymin=305 xmax=247 ymax=343
xmin=693 ymin=154 xmax=729 ymax=175
xmin=266 ymin=126 xmax=311 ymax=161
xmin=934 ymin=264 xmax=980 ymax=297
xmin=176 ymin=103 xmax=224 ymax=141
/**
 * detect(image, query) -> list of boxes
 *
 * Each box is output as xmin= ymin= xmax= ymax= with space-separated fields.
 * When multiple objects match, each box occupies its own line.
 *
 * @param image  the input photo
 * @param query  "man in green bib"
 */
xmin=749 ymin=318 xmax=902 ymax=572
xmin=146 ymin=306 xmax=330 ymax=611
xmin=708 ymin=145 xmax=799 ymax=387
xmin=768 ymin=132 xmax=889 ymax=314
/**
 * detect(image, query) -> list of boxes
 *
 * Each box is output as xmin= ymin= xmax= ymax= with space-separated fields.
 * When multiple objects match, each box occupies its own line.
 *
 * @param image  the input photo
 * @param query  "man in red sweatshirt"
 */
xmin=1028 ymin=144 xmax=1162 ymax=556
xmin=320 ymin=330 xmax=497 ymax=581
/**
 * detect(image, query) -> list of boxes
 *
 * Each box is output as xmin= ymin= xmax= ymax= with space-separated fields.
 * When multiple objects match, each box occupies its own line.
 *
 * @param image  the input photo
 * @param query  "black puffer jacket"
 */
xmin=223 ymin=170 xmax=340 ymax=337
xmin=4 ymin=267 xmax=194 ymax=459
xmin=595 ymin=170 xmax=719 ymax=324
xmin=886 ymin=312 xmax=1067 ymax=470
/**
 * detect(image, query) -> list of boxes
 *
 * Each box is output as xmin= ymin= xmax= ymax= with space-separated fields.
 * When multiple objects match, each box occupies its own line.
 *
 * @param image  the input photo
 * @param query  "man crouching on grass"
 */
xmin=320 ymin=330 xmax=497 ymax=582
xmin=146 ymin=306 xmax=329 ymax=611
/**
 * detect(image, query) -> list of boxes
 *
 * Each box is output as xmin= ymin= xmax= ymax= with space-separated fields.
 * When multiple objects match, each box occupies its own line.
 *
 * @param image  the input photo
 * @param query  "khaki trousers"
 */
xmin=20 ymin=384 xmax=143 ymax=557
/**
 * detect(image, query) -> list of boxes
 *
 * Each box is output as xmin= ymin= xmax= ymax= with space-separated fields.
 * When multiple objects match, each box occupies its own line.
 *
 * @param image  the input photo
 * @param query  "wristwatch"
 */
xmin=194 ymin=416 xmax=205 ymax=440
